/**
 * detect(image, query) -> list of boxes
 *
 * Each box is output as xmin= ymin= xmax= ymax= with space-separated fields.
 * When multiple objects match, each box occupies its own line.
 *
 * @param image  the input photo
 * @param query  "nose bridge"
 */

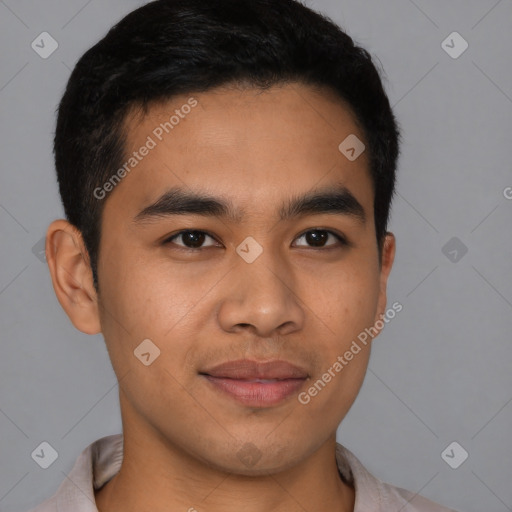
xmin=236 ymin=237 xmax=289 ymax=299
xmin=242 ymin=251 xmax=287 ymax=297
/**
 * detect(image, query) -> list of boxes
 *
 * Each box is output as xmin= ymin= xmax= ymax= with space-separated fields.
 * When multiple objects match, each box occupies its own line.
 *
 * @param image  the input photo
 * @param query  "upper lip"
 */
xmin=200 ymin=359 xmax=309 ymax=380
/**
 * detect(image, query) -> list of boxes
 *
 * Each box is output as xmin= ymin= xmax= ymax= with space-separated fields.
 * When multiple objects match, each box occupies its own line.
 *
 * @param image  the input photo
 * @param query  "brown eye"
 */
xmin=164 ymin=230 xmax=218 ymax=249
xmin=294 ymin=229 xmax=347 ymax=248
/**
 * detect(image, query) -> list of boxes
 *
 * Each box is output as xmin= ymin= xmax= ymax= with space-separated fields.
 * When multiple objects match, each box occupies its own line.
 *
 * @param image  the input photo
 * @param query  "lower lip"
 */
xmin=203 ymin=376 xmax=306 ymax=407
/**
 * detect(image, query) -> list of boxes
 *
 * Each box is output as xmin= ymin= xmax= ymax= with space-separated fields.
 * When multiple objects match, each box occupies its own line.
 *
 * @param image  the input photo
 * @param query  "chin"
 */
xmin=197 ymin=440 xmax=307 ymax=477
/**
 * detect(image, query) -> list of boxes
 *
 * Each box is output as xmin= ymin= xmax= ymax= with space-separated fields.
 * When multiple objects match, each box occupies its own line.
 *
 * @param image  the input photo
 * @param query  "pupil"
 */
xmin=306 ymin=230 xmax=327 ymax=247
xmin=184 ymin=231 xmax=205 ymax=248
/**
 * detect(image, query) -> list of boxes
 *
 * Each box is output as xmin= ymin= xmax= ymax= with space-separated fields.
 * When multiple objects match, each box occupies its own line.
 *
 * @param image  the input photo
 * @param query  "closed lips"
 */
xmin=200 ymin=359 xmax=309 ymax=380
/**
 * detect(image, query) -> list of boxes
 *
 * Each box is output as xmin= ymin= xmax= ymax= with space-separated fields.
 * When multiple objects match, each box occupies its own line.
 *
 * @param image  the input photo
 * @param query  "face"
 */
xmin=90 ymin=83 xmax=394 ymax=474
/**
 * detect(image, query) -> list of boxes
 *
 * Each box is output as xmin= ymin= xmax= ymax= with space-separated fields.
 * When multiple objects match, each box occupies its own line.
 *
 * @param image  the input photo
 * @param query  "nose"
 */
xmin=217 ymin=248 xmax=305 ymax=338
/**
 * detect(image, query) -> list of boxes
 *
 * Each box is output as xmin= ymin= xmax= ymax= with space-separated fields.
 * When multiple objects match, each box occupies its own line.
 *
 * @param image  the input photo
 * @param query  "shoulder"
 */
xmin=24 ymin=499 xmax=57 ymax=512
xmin=335 ymin=443 xmax=459 ymax=512
xmin=23 ymin=433 xmax=123 ymax=512
xmin=379 ymin=480 xmax=459 ymax=511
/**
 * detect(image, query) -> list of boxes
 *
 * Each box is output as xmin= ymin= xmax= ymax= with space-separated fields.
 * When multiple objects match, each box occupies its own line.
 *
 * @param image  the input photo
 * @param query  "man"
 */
xmin=31 ymin=0 xmax=458 ymax=510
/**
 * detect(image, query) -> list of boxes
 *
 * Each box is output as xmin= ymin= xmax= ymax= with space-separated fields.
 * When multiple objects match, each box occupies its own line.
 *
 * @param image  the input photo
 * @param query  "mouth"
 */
xmin=199 ymin=359 xmax=309 ymax=407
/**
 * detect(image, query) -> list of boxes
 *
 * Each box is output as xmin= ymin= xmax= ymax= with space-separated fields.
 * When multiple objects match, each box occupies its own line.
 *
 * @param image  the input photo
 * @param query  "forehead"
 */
xmin=103 ymin=82 xmax=373 ymax=223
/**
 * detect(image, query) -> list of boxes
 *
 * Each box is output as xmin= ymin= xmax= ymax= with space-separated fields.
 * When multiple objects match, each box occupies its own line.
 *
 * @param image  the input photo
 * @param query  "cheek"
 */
xmin=308 ymin=260 xmax=381 ymax=337
xmin=96 ymin=260 xmax=200 ymax=393
xmin=97 ymin=246 xmax=218 ymax=352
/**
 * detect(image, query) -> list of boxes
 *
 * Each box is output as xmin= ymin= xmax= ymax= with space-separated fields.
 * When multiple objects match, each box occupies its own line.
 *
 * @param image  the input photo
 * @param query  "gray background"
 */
xmin=0 ymin=1 xmax=511 ymax=511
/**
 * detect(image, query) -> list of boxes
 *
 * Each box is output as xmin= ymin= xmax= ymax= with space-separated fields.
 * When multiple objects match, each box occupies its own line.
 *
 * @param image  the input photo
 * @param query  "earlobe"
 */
xmin=45 ymin=219 xmax=101 ymax=335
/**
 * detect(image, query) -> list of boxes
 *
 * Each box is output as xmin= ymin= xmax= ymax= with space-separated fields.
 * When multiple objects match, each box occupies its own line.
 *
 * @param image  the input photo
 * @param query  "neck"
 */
xmin=95 ymin=396 xmax=355 ymax=512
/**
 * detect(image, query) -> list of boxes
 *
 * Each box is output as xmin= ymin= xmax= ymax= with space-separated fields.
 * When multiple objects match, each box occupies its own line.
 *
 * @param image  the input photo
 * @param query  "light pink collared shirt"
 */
xmin=27 ymin=433 xmax=458 ymax=511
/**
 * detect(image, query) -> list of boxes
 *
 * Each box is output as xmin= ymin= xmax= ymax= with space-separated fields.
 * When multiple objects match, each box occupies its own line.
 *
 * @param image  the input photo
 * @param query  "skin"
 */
xmin=46 ymin=82 xmax=395 ymax=512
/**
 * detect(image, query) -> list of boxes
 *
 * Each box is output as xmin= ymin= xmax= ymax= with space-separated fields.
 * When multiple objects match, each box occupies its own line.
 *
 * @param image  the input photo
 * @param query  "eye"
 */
xmin=293 ymin=229 xmax=347 ymax=249
xmin=163 ymin=228 xmax=348 ymax=251
xmin=163 ymin=230 xmax=220 ymax=250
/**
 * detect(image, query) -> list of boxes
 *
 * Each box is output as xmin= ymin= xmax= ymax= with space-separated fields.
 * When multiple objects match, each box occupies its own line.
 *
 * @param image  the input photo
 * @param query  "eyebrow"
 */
xmin=132 ymin=184 xmax=366 ymax=225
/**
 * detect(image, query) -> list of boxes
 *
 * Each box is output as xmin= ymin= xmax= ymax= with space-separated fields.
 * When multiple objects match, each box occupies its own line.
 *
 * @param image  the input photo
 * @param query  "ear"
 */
xmin=45 ymin=219 xmax=101 ymax=335
xmin=374 ymin=232 xmax=396 ymax=325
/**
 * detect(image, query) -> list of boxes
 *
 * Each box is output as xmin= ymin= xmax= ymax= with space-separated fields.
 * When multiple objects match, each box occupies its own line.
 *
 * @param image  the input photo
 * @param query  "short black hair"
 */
xmin=54 ymin=0 xmax=400 ymax=291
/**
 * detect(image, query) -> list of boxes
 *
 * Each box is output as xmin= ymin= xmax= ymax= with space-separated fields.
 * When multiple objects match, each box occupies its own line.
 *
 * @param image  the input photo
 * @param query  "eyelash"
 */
xmin=162 ymin=229 xmax=349 ymax=251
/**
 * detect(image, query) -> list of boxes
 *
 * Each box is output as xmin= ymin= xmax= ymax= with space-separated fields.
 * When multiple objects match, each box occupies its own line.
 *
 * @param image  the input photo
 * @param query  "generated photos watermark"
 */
xmin=94 ymin=97 xmax=198 ymax=200
xmin=298 ymin=301 xmax=403 ymax=405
